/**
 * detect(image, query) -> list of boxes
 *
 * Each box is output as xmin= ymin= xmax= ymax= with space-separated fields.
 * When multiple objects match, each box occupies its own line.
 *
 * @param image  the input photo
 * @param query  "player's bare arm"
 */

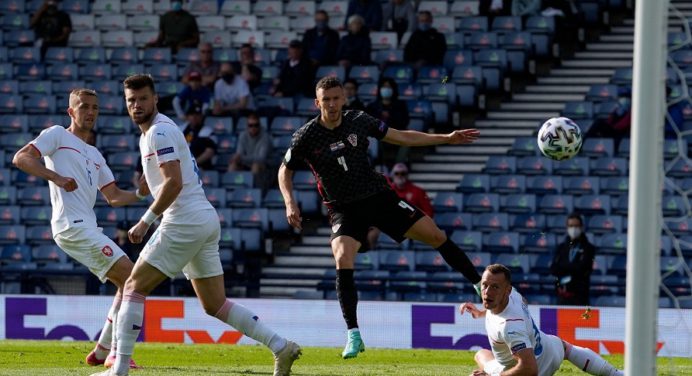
xmin=12 ymin=143 xmax=77 ymax=192
xmin=99 ymin=183 xmax=143 ymax=207
xmin=503 ymin=348 xmax=539 ymax=376
xmin=278 ymin=164 xmax=302 ymax=230
xmin=129 ymin=160 xmax=182 ymax=244
xmin=459 ymin=302 xmax=486 ymax=319
xmin=382 ymin=128 xmax=480 ymax=147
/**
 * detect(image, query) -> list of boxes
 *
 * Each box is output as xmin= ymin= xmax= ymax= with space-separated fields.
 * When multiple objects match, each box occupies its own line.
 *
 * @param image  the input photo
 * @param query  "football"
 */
xmin=537 ymin=117 xmax=583 ymax=161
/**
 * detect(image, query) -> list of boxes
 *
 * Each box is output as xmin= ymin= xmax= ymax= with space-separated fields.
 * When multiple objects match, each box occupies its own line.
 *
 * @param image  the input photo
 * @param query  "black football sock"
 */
xmin=336 ymin=269 xmax=359 ymax=329
xmin=436 ymin=238 xmax=482 ymax=284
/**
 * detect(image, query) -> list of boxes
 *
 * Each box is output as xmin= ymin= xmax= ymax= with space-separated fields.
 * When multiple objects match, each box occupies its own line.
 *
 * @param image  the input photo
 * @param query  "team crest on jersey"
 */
xmin=347 ymin=134 xmax=357 ymax=147
xmin=329 ymin=141 xmax=346 ymax=152
xmin=101 ymin=245 xmax=113 ymax=257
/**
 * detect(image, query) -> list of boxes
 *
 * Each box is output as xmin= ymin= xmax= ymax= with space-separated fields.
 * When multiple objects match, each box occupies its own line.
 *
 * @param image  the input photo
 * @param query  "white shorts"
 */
xmin=139 ymin=209 xmax=223 ymax=280
xmin=484 ymin=335 xmax=564 ymax=376
xmin=54 ymin=227 xmax=127 ymax=283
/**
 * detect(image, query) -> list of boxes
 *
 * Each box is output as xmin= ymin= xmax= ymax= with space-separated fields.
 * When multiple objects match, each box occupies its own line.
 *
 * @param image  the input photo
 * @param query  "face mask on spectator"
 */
xmin=567 ymin=226 xmax=581 ymax=240
xmin=380 ymin=87 xmax=393 ymax=99
xmin=419 ymin=23 xmax=432 ymax=31
xmin=316 ymin=21 xmax=327 ymax=30
xmin=222 ymin=73 xmax=235 ymax=84
xmin=171 ymin=1 xmax=183 ymax=11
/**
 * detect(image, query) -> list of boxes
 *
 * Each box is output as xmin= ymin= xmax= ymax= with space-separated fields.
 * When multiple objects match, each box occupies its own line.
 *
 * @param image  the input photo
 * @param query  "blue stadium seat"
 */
xmin=0 ymin=80 xmax=18 ymax=95
xmin=62 ymin=0 xmax=89 ymax=13
xmin=219 ymin=227 xmax=242 ymax=249
xmin=427 ymin=271 xmax=465 ymax=293
xmin=98 ymin=95 xmax=124 ymax=115
xmin=661 ymin=195 xmax=686 ymax=217
xmin=372 ymin=49 xmax=403 ymax=66
xmin=32 ymin=244 xmax=71 ymax=272
xmin=526 ymin=175 xmax=562 ymax=194
xmin=508 ymin=136 xmax=539 ymax=156
xmin=4 ymin=29 xmax=33 ymax=47
xmin=53 ymin=80 xmax=85 ymax=95
xmin=456 ymin=173 xmax=489 ymax=193
xmin=444 ymin=49 xmax=473 ymax=73
xmin=525 ymin=294 xmax=554 ymax=305
xmin=538 ymin=194 xmax=573 ymax=215
xmin=600 ymin=176 xmax=628 ymax=196
xmin=355 ymin=270 xmax=389 ymax=292
xmin=458 ymin=16 xmax=488 ymax=34
xmin=600 ymin=233 xmax=628 ymax=255
xmin=574 ymin=194 xmax=610 ymax=215
xmin=47 ymin=63 xmax=78 ymax=81
xmin=292 ymin=170 xmax=316 ymax=190
xmin=594 ymin=295 xmax=626 ymax=308
xmin=1 ymin=13 xmax=29 ymax=30
xmin=204 ymin=116 xmax=233 ymax=135
xmin=590 ymin=157 xmax=627 ymax=177
xmin=414 ymin=251 xmax=448 ymax=273
xmin=492 ymin=16 xmax=522 ymax=31
xmin=484 ymin=156 xmax=516 ymax=174
xmin=348 ymin=65 xmax=379 ymax=84
xmin=586 ymin=84 xmax=618 ymax=103
xmin=563 ymin=101 xmax=594 ymax=120
xmin=94 ymin=207 xmax=126 ymax=227
xmin=0 ymin=205 xmax=19 ymax=225
xmin=222 ymin=171 xmax=253 ymax=189
xmin=15 ymin=63 xmax=45 ymax=80
xmin=490 ymin=175 xmax=526 ymax=193
xmin=0 ymin=168 xmax=9 ymax=186
xmin=0 ymin=114 xmax=28 ymax=133
xmin=113 ymin=64 xmax=146 ymax=81
xmin=500 ymin=193 xmax=536 ymax=214
xmin=588 ymin=215 xmax=623 ymax=235
xmin=378 ymin=250 xmax=414 ymax=272
xmin=19 ymin=80 xmax=51 ymax=96
xmin=450 ymin=230 xmax=482 ymax=252
xmin=146 ymin=64 xmax=178 ymax=81
xmin=13 ymin=169 xmax=44 ymax=187
xmin=432 ymin=192 xmax=463 ymax=213
xmin=199 ymin=170 xmax=219 ymax=187
xmin=0 ymin=186 xmax=17 ymax=205
xmin=228 ymin=188 xmax=262 ymax=209
xmin=295 ymin=190 xmax=320 ymax=216
xmin=110 ymin=47 xmax=139 ymax=64
xmin=610 ymin=196 xmax=628 ymax=216
xmin=425 ymin=82 xmax=457 ymax=104
xmin=417 ymin=66 xmax=448 ymax=84
xmin=383 ymin=65 xmax=414 ymax=85
xmin=96 ymin=115 xmax=130 ymax=134
xmin=517 ymin=156 xmax=552 ymax=175
xmin=522 ymin=232 xmax=556 ymax=254
xmin=1 ymin=244 xmax=35 ymax=272
xmin=452 ymin=66 xmax=484 ymax=90
xmin=464 ymin=193 xmax=500 ymax=213
xmin=80 ymin=64 xmax=112 ymax=81
xmin=232 ymin=208 xmax=269 ymax=231
xmin=98 ymin=134 xmax=135 ymax=153
xmin=18 ymin=186 xmax=49 ymax=206
xmin=563 ymin=176 xmax=600 ymax=195
xmin=141 ymin=48 xmax=172 ymax=65
xmin=262 ymin=189 xmax=284 ymax=209
xmin=204 ymin=187 xmax=226 ymax=207
xmin=473 ymin=212 xmax=509 ymax=232
xmin=511 ymin=214 xmax=545 ymax=234
xmin=23 ymin=94 xmax=56 ymax=114
xmin=475 ymin=48 xmax=508 ymax=73
xmin=494 ymin=253 xmax=530 ymax=274
xmin=216 ymin=208 xmax=232 ymax=228
xmin=0 ymin=63 xmax=12 ymax=80
xmin=268 ymin=208 xmax=291 ymax=234
xmin=399 ymin=83 xmax=423 ymax=101
xmin=295 ymin=97 xmax=319 ymax=117
xmin=270 ymin=116 xmax=304 ymax=135
xmin=407 ymin=99 xmax=433 ymax=124
xmin=316 ymin=65 xmax=346 ymax=82
xmin=611 ymin=67 xmax=632 ymax=85
xmin=10 ymin=46 xmax=40 ymax=63
xmin=666 ymin=158 xmax=692 ymax=178
xmin=436 ymin=212 xmax=472 ymax=233
xmin=484 ymin=232 xmax=520 ymax=253
xmin=75 ymin=47 xmax=106 ymax=64
xmin=513 ymin=273 xmax=542 ymax=295
xmin=0 ymin=224 xmax=25 ymax=245
xmin=664 ymin=218 xmax=692 ymax=237
xmin=214 ymin=134 xmax=237 ymax=154
xmin=26 ymin=225 xmax=53 ymax=245
xmin=467 ymin=31 xmax=498 ymax=50
xmin=552 ymin=157 xmax=589 ymax=176
xmin=20 ymin=206 xmax=50 ymax=226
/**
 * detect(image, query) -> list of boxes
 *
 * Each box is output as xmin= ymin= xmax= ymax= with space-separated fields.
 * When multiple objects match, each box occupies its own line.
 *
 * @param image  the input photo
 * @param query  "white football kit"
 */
xmin=30 ymin=125 xmax=125 ymax=282
xmin=138 ymin=113 xmax=222 ymax=280
xmin=484 ymin=288 xmax=564 ymax=376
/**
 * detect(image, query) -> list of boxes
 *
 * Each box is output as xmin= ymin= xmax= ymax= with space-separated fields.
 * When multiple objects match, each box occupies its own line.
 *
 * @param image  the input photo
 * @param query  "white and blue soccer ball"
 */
xmin=537 ymin=117 xmax=583 ymax=161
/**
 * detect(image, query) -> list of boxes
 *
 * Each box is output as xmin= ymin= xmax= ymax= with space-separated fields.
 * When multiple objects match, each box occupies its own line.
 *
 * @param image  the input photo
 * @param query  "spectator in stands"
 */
xmin=403 ymin=11 xmax=447 ymax=68
xmin=512 ymin=0 xmax=543 ymax=17
xmin=479 ymin=0 xmax=513 ymax=24
xmin=343 ymin=79 xmax=366 ymax=111
xmin=273 ymin=40 xmax=315 ymax=98
xmin=213 ymin=62 xmax=255 ymax=117
xmin=147 ymin=0 xmax=200 ymax=53
xmin=345 ymin=0 xmax=383 ymax=31
xmin=182 ymin=43 xmax=220 ymax=89
xmin=550 ymin=213 xmax=595 ymax=306
xmin=336 ymin=15 xmax=373 ymax=69
xmin=302 ymin=10 xmax=341 ymax=67
xmin=30 ymin=0 xmax=72 ymax=59
xmin=181 ymin=103 xmax=216 ymax=171
xmin=366 ymin=77 xmax=409 ymax=130
xmin=382 ymin=0 xmax=417 ymax=42
xmin=229 ymin=112 xmax=272 ymax=180
xmin=367 ymin=163 xmax=434 ymax=248
xmin=234 ymin=44 xmax=263 ymax=92
xmin=173 ymin=71 xmax=212 ymax=120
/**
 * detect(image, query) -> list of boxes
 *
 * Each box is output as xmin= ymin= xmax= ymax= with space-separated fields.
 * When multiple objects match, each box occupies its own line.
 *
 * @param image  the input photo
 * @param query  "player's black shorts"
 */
xmin=328 ymin=190 xmax=426 ymax=251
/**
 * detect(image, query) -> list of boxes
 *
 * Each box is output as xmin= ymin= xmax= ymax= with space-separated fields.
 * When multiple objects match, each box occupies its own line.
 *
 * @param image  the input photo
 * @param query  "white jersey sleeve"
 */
xmin=96 ymin=152 xmax=115 ymax=189
xmin=31 ymin=125 xmax=62 ymax=157
xmin=150 ymin=124 xmax=181 ymax=165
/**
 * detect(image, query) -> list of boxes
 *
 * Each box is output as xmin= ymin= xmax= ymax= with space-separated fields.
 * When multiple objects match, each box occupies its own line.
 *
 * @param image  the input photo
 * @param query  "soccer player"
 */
xmin=92 ymin=75 xmax=301 ymax=376
xmin=278 ymin=76 xmax=484 ymax=359
xmin=12 ymin=88 xmax=142 ymax=369
xmin=459 ymin=264 xmax=624 ymax=376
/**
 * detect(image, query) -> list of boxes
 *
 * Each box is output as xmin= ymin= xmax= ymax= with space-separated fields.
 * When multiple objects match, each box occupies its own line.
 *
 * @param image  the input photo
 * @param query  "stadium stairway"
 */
xmin=260 ymin=4 xmax=691 ymax=299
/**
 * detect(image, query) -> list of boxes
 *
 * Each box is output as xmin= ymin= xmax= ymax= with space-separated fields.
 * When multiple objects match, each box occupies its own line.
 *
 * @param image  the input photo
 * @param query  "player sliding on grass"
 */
xmin=460 ymin=264 xmax=624 ymax=376
xmin=13 ymin=88 xmax=142 ymax=370
xmin=278 ymin=76 xmax=484 ymax=359
xmin=91 ymin=75 xmax=301 ymax=376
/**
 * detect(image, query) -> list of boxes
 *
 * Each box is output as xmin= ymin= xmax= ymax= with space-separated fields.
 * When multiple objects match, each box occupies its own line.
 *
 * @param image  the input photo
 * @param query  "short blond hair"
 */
xmin=69 ymin=88 xmax=98 ymax=108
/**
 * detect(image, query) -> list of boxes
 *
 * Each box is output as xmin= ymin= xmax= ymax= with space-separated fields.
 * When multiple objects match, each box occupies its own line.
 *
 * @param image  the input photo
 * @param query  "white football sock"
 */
xmin=114 ymin=291 xmax=145 ymax=374
xmin=214 ymin=300 xmax=287 ymax=354
xmin=97 ymin=296 xmax=121 ymax=358
xmin=565 ymin=344 xmax=622 ymax=376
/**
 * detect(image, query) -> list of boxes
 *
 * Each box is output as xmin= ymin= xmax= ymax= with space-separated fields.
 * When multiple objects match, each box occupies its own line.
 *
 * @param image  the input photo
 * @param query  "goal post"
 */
xmin=626 ymin=0 xmax=668 ymax=375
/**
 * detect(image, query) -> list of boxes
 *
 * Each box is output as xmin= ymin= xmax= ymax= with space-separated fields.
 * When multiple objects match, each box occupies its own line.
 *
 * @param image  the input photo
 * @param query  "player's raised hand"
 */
xmin=447 ymin=129 xmax=480 ymax=145
xmin=286 ymin=201 xmax=303 ymax=231
xmin=128 ymin=221 xmax=150 ymax=244
xmin=54 ymin=176 xmax=78 ymax=192
xmin=459 ymin=302 xmax=484 ymax=319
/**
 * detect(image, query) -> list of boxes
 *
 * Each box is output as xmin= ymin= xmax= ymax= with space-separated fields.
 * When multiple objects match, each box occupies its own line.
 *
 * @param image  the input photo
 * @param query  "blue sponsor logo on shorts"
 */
xmin=511 ymin=342 xmax=527 ymax=353
xmin=156 ymin=147 xmax=174 ymax=156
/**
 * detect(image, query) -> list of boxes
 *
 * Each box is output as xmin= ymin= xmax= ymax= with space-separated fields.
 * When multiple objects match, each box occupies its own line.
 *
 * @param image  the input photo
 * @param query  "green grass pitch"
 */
xmin=0 ymin=340 xmax=689 ymax=375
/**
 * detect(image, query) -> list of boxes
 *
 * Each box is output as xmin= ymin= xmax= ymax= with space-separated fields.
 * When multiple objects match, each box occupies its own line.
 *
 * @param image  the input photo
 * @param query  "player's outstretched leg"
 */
xmin=336 ymin=268 xmax=365 ymax=358
xmin=404 ymin=217 xmax=483 ymax=295
xmin=86 ymin=294 xmax=119 ymax=366
xmin=564 ymin=341 xmax=624 ymax=376
xmin=341 ymin=328 xmax=365 ymax=359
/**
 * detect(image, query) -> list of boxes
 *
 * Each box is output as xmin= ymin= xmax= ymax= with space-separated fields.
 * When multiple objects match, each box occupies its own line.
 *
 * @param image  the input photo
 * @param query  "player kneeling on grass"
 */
xmin=13 ymin=88 xmax=142 ymax=370
xmin=460 ymin=264 xmax=623 ymax=376
xmin=90 ymin=74 xmax=301 ymax=376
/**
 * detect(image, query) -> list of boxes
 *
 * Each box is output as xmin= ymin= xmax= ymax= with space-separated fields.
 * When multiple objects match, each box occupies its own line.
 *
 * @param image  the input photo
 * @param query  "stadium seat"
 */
xmin=511 ymin=214 xmax=546 ymax=234
xmin=23 ymin=95 xmax=55 ymax=114
xmin=94 ymin=207 xmax=126 ymax=227
xmin=563 ymin=101 xmax=594 ymax=120
xmin=270 ymin=116 xmax=304 ymax=135
xmin=222 ymin=171 xmax=253 ymax=190
xmin=95 ymin=115 xmax=130 ymax=135
xmin=427 ymin=271 xmax=465 ymax=293
xmin=378 ymin=250 xmax=414 ymax=272
xmin=664 ymin=218 xmax=692 ymax=237
xmin=574 ymin=195 xmax=610 ymax=215
xmin=590 ymin=157 xmax=627 ymax=176
xmin=10 ymin=46 xmax=39 ymax=63
xmin=537 ymin=194 xmax=573 ymax=215
xmin=220 ymin=0 xmax=250 ymax=15
xmin=19 ymin=80 xmax=51 ymax=96
xmin=20 ymin=206 xmax=50 ymax=226
xmin=666 ymin=158 xmax=692 ymax=178
xmin=113 ymin=64 xmax=145 ymax=82
xmin=26 ymin=225 xmax=53 ymax=245
xmin=267 ymin=208 xmax=291 ymax=234
xmin=563 ymin=176 xmax=600 ymax=195
xmin=464 ymin=193 xmax=500 ymax=213
xmin=587 ymin=215 xmax=622 ymax=235
xmin=600 ymin=233 xmax=628 ymax=255
xmin=456 ymin=174 xmax=490 ymax=193
xmin=436 ymin=212 xmax=472 ymax=233
xmin=295 ymin=98 xmax=319 ymax=117
xmin=526 ymin=175 xmax=563 ymax=195
xmin=525 ymin=294 xmax=554 ymax=305
xmin=32 ymin=244 xmax=71 ymax=271
xmin=599 ymin=176 xmax=627 ymax=196
xmin=259 ymin=16 xmax=290 ymax=31
xmin=1 ymin=244 xmax=35 ymax=272
xmin=517 ymin=156 xmax=552 ymax=175
xmin=383 ymin=65 xmax=414 ymax=85
xmin=586 ymin=84 xmax=618 ymax=103
xmin=492 ymin=175 xmax=526 ymax=194
xmin=98 ymin=95 xmax=123 ymax=115
xmin=0 ymin=186 xmax=17 ymax=206
xmin=500 ymin=193 xmax=536 ymax=214
xmin=483 ymin=156 xmax=516 ymax=174
xmin=523 ymin=232 xmax=557 ymax=254
xmin=228 ymin=188 xmax=262 ymax=209
xmin=508 ymin=137 xmax=539 ymax=157
xmin=399 ymin=83 xmax=423 ymax=101
xmin=108 ymin=152 xmax=139 ymax=171
xmin=467 ymin=31 xmax=498 ymax=50
xmin=232 ymin=208 xmax=269 ymax=231
xmin=432 ymin=192 xmax=463 ymax=213
xmin=473 ymin=212 xmax=509 ymax=232
xmin=0 ymin=80 xmax=18 ymax=95
xmin=484 ymin=232 xmax=520 ymax=253
xmin=492 ymin=16 xmax=522 ymax=32
xmin=0 ymin=205 xmax=19 ymax=225
xmin=4 ymin=29 xmax=34 ymax=47
xmin=449 ymin=230 xmax=483 ymax=252
xmin=390 ymin=271 xmax=426 ymax=293
xmin=494 ymin=253 xmax=530 ymax=274
xmin=415 ymin=251 xmax=449 ymax=273
xmin=188 ymin=0 xmax=218 ymax=16
xmin=349 ymin=65 xmax=380 ymax=84
xmin=552 ymin=157 xmax=589 ymax=176
xmin=458 ymin=16 xmax=488 ymax=34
